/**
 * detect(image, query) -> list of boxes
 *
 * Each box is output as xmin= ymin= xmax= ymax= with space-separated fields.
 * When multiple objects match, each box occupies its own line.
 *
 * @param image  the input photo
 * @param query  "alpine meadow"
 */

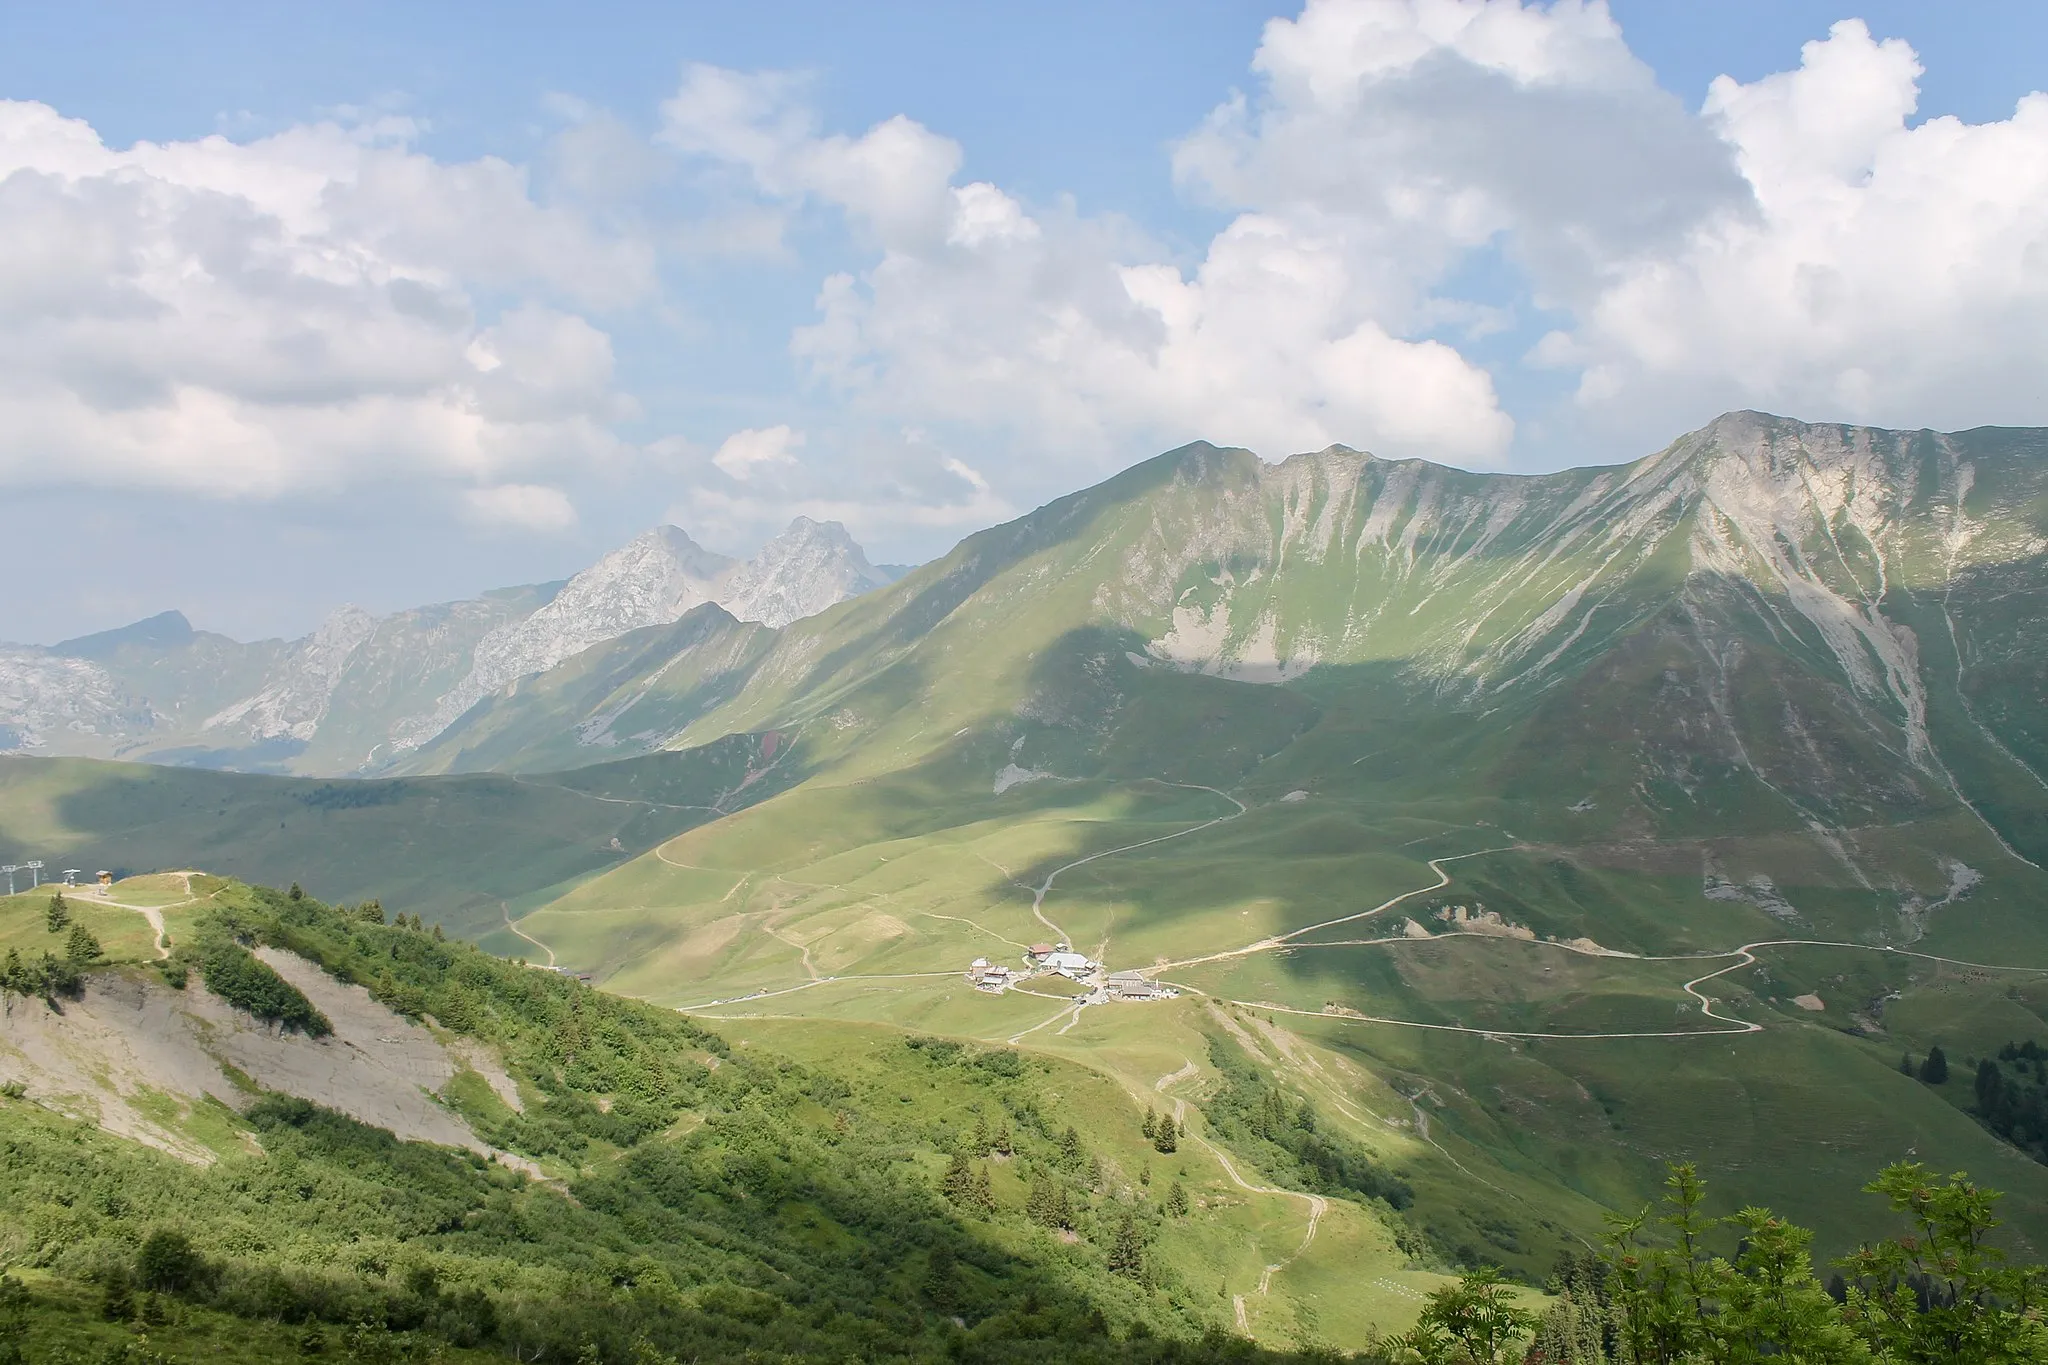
xmin=9 ymin=1 xmax=2048 ymax=1361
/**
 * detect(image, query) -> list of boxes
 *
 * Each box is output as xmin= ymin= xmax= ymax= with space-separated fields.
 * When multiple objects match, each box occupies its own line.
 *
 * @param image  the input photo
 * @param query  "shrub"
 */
xmin=197 ymin=942 xmax=331 ymax=1036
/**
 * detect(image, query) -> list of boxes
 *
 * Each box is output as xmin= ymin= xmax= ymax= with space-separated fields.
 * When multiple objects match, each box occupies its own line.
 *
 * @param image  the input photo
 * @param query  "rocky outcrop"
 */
xmin=0 ymin=955 xmax=532 ymax=1168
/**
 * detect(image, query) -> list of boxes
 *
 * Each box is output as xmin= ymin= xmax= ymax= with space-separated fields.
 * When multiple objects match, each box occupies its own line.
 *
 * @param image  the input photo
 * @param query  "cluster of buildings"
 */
xmin=961 ymin=942 xmax=1177 ymax=1003
xmin=966 ymin=958 xmax=1017 ymax=993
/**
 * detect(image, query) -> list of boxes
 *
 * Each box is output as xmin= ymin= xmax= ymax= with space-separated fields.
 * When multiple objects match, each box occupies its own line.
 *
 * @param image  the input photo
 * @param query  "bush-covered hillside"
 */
xmin=0 ymin=883 xmax=1351 ymax=1364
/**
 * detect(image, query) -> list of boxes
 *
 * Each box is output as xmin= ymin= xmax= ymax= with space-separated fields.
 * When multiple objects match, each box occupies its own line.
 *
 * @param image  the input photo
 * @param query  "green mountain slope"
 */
xmin=0 ymin=879 xmax=1434 ymax=1360
xmin=402 ymin=605 xmax=779 ymax=775
xmin=480 ymin=413 xmax=2048 ymax=1273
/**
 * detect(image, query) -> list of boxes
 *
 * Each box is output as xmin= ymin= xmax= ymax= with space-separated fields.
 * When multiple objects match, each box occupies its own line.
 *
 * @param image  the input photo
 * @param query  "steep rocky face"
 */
xmin=394 ymin=527 xmax=737 ymax=753
xmin=719 ymin=517 xmax=893 ymax=629
xmin=203 ymin=605 xmax=378 ymax=744
xmin=0 ymin=650 xmax=151 ymax=753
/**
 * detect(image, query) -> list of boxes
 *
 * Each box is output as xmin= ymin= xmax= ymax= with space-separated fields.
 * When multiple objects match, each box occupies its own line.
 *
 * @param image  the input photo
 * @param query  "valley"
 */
xmin=7 ymin=412 xmax=2048 ymax=1357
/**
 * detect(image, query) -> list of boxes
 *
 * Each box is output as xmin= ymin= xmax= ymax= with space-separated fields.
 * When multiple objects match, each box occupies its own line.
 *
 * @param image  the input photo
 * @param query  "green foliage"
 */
xmin=1918 ymin=1045 xmax=1949 ymax=1085
xmin=1530 ymin=1254 xmax=1618 ymax=1364
xmin=1838 ymin=1164 xmax=2048 ymax=1363
xmin=0 ymin=946 xmax=81 ymax=1002
xmin=45 ymin=892 xmax=69 ymax=934
xmin=1401 ymin=1266 xmax=1538 ymax=1365
xmin=1152 ymin=1112 xmax=1177 ymax=1154
xmin=136 ymin=1231 xmax=204 ymax=1295
xmin=1976 ymin=1040 xmax=2048 ymax=1161
xmin=1550 ymin=1160 xmax=2048 ymax=1364
xmin=63 ymin=923 xmax=101 ymax=965
xmin=1201 ymin=1035 xmax=1412 ymax=1210
xmin=1107 ymin=1215 xmax=1146 ymax=1280
xmin=0 ymin=882 xmax=1358 ymax=1364
xmin=194 ymin=941 xmax=330 ymax=1036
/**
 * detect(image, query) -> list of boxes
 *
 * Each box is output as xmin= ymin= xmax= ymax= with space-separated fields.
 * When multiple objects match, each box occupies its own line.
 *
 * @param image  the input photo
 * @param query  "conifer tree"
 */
xmin=993 ymin=1122 xmax=1014 ymax=1156
xmin=1154 ymin=1112 xmax=1178 ymax=1154
xmin=45 ymin=892 xmax=69 ymax=934
xmin=1165 ymin=1181 xmax=1189 ymax=1217
xmin=1141 ymin=1107 xmax=1156 ymax=1139
xmin=970 ymin=1164 xmax=995 ymax=1215
xmin=1059 ymin=1125 xmax=1084 ymax=1168
xmin=1107 ymin=1215 xmax=1145 ymax=1279
xmin=941 ymin=1152 xmax=977 ymax=1208
xmin=65 ymin=923 xmax=102 ymax=965
xmin=1900 ymin=1052 xmax=1915 ymax=1076
xmin=1919 ymin=1045 xmax=1949 ymax=1085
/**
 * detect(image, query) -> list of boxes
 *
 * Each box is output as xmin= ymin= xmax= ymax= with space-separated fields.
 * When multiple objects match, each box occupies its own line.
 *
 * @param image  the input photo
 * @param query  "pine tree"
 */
xmin=1154 ymin=1112 xmax=1178 ymax=1154
xmin=993 ymin=1123 xmax=1014 ymax=1156
xmin=970 ymin=1165 xmax=995 ymax=1215
xmin=1977 ymin=1058 xmax=2004 ymax=1113
xmin=942 ymin=1152 xmax=977 ymax=1208
xmin=288 ymin=883 xmax=304 ymax=901
xmin=971 ymin=1114 xmax=992 ymax=1155
xmin=65 ymin=923 xmax=102 ymax=966
xmin=1165 ymin=1181 xmax=1189 ymax=1217
xmin=1107 ymin=1214 xmax=1145 ymax=1279
xmin=1059 ymin=1125 xmax=1084 ymax=1168
xmin=1027 ymin=1177 xmax=1063 ymax=1229
xmin=1141 ymin=1107 xmax=1157 ymax=1139
xmin=1900 ymin=1053 xmax=1915 ymax=1076
xmin=45 ymin=892 xmax=69 ymax=934
xmin=1919 ymin=1045 xmax=1949 ymax=1085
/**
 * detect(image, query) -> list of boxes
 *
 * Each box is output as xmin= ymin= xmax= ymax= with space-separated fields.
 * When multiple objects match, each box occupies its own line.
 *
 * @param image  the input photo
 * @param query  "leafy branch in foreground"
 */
xmin=1371 ymin=1161 xmax=2048 ymax=1364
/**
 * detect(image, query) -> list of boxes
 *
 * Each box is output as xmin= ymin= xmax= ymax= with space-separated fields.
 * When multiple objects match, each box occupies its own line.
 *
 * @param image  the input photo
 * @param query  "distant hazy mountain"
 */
xmin=0 ymin=517 xmax=895 ymax=775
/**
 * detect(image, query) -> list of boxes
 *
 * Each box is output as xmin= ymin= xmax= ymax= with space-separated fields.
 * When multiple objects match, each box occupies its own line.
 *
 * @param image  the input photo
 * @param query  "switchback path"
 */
xmin=1152 ymin=846 xmax=1515 ymax=975
xmin=1154 ymin=1059 xmax=1325 ymax=1341
xmin=679 ymin=971 xmax=964 ymax=1015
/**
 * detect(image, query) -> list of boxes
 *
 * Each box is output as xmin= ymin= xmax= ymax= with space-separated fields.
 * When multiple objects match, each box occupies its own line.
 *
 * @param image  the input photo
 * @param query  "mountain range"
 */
xmin=7 ymin=409 xmax=2048 ymax=1304
xmin=0 ymin=516 xmax=898 ymax=776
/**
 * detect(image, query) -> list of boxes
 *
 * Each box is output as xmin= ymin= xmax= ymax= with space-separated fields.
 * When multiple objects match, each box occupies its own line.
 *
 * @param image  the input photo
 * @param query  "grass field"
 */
xmin=502 ymin=751 xmax=2048 ymax=1286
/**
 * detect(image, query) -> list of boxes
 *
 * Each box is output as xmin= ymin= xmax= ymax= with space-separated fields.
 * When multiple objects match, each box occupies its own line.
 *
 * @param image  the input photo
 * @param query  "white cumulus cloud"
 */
xmin=711 ymin=424 xmax=805 ymax=481
xmin=1551 ymin=19 xmax=2048 ymax=434
xmin=661 ymin=55 xmax=1518 ymax=468
xmin=0 ymin=99 xmax=649 ymax=500
xmin=462 ymin=483 xmax=580 ymax=533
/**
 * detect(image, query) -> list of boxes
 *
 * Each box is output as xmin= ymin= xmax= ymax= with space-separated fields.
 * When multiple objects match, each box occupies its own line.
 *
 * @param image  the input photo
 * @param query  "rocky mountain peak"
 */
xmin=722 ymin=517 xmax=890 ymax=629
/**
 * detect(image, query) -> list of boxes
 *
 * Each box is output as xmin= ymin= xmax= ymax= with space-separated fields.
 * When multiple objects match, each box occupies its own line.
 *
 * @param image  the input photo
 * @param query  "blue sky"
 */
xmin=4 ymin=1 xmax=2046 ymax=642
